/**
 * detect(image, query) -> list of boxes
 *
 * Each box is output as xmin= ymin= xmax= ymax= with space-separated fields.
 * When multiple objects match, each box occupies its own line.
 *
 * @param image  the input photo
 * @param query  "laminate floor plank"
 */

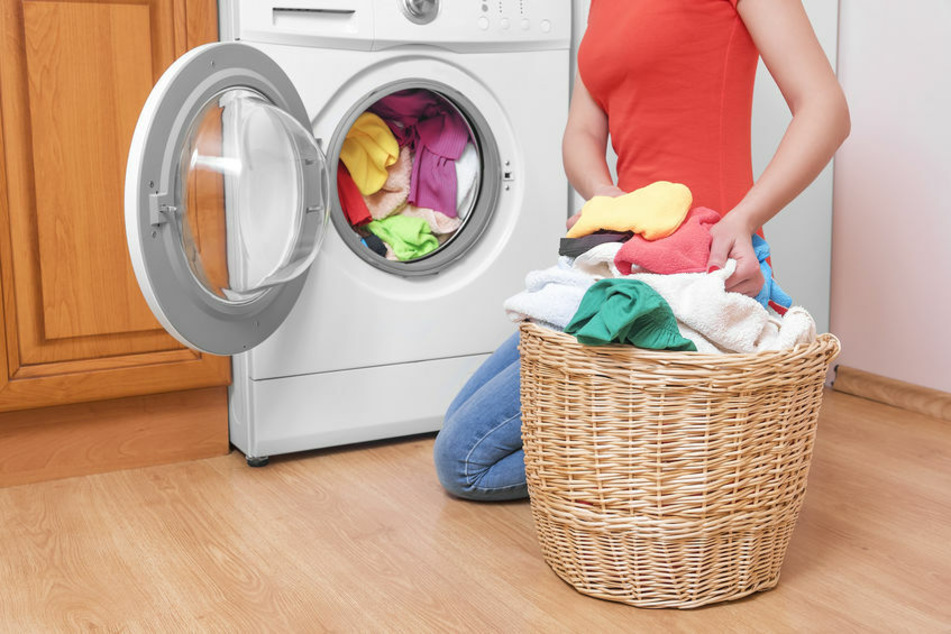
xmin=1 ymin=390 xmax=948 ymax=632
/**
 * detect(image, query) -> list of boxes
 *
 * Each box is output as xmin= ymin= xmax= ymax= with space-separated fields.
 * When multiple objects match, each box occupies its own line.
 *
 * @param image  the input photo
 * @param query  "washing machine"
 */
xmin=125 ymin=0 xmax=571 ymax=465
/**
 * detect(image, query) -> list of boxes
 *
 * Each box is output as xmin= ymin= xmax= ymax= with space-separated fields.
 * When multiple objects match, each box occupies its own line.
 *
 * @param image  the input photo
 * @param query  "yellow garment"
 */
xmin=566 ymin=181 xmax=693 ymax=240
xmin=340 ymin=112 xmax=400 ymax=196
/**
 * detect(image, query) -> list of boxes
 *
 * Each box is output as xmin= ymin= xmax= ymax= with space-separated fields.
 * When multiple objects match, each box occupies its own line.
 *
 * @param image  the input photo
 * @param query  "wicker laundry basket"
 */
xmin=518 ymin=321 xmax=840 ymax=609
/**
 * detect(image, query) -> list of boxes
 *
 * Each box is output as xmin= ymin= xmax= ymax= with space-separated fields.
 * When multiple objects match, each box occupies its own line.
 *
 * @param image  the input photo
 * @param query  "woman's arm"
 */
xmin=707 ymin=0 xmax=851 ymax=296
xmin=562 ymin=72 xmax=625 ymax=207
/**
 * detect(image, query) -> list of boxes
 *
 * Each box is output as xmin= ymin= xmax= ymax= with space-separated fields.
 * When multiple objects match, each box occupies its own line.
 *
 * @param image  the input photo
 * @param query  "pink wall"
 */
xmin=831 ymin=1 xmax=951 ymax=392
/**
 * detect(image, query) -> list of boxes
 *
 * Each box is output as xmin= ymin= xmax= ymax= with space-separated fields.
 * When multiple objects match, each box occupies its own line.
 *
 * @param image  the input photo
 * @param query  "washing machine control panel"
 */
xmin=378 ymin=0 xmax=571 ymax=52
xmin=223 ymin=0 xmax=569 ymax=52
xmin=474 ymin=0 xmax=553 ymax=36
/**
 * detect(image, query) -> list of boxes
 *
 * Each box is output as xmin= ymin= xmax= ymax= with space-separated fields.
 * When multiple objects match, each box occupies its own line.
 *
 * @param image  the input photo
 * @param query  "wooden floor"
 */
xmin=1 ymin=389 xmax=948 ymax=632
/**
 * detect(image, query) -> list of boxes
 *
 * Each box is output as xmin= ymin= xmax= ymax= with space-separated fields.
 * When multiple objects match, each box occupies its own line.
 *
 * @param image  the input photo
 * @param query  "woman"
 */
xmin=433 ymin=0 xmax=850 ymax=501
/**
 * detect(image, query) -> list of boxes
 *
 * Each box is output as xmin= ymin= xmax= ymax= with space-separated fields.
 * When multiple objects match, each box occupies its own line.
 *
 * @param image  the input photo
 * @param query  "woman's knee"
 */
xmin=433 ymin=411 xmax=527 ymax=501
xmin=434 ymin=347 xmax=524 ymax=501
xmin=432 ymin=424 xmax=467 ymax=496
xmin=432 ymin=442 xmax=525 ymax=501
xmin=432 ymin=417 xmax=488 ymax=500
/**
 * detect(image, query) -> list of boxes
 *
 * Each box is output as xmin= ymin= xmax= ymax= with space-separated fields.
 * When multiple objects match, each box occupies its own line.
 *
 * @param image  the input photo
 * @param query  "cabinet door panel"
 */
xmin=0 ymin=0 xmax=229 ymax=412
xmin=24 ymin=0 xmax=163 ymax=340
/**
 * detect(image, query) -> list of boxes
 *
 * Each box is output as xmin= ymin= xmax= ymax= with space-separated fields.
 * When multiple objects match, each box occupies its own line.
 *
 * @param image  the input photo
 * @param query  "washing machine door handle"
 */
xmin=125 ymin=42 xmax=330 ymax=356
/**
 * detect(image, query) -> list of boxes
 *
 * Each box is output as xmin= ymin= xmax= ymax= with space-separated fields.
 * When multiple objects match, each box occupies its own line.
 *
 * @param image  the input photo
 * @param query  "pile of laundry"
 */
xmin=336 ymin=89 xmax=480 ymax=261
xmin=504 ymin=181 xmax=817 ymax=354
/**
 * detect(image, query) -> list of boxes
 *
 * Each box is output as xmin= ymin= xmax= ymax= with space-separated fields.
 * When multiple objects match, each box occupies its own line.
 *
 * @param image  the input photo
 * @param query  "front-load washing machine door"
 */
xmin=125 ymin=43 xmax=329 ymax=355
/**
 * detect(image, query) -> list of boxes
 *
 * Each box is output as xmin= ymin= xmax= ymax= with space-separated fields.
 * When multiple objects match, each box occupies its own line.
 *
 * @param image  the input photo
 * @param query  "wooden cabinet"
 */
xmin=0 ymin=0 xmax=230 ymax=486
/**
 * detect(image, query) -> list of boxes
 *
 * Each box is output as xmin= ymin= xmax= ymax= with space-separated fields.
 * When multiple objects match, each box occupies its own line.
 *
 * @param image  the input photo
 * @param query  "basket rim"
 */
xmin=518 ymin=320 xmax=840 ymax=365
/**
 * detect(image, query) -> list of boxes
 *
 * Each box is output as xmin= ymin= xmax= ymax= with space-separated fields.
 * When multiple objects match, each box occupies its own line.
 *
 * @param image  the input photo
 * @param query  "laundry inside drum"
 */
xmin=335 ymin=88 xmax=481 ymax=263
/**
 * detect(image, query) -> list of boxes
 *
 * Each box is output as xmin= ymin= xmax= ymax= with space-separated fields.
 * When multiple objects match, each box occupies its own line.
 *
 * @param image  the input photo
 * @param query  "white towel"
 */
xmin=629 ymin=260 xmax=817 ymax=353
xmin=675 ymin=322 xmax=727 ymax=354
xmin=503 ymin=258 xmax=595 ymax=329
xmin=763 ymin=305 xmax=817 ymax=352
xmin=569 ymin=242 xmax=631 ymax=279
xmin=455 ymin=143 xmax=479 ymax=218
xmin=503 ymin=258 xmax=817 ymax=352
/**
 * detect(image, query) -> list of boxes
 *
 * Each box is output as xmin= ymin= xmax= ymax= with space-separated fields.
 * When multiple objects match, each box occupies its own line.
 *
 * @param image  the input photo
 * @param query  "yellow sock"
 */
xmin=566 ymin=181 xmax=693 ymax=240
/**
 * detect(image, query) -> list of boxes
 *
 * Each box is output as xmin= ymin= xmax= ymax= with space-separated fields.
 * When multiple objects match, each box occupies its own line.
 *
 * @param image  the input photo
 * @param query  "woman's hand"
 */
xmin=706 ymin=214 xmax=764 ymax=297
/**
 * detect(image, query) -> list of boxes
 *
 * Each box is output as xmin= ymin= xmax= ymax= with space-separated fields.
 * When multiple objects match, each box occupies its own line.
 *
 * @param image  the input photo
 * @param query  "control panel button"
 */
xmin=478 ymin=16 xmax=489 ymax=30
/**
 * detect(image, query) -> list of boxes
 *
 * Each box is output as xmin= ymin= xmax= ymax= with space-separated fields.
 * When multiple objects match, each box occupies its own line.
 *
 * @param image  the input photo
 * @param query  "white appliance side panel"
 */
xmin=245 ymin=47 xmax=569 ymax=380
xmin=230 ymin=354 xmax=489 ymax=459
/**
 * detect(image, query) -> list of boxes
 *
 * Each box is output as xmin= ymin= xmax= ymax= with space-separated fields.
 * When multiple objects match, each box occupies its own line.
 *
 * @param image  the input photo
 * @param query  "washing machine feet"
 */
xmin=246 ymin=455 xmax=270 ymax=468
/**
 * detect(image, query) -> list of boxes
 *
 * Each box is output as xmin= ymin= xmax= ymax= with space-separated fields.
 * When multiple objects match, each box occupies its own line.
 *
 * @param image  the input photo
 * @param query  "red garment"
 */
xmin=337 ymin=162 xmax=371 ymax=227
xmin=578 ymin=0 xmax=759 ymax=215
xmin=614 ymin=206 xmax=721 ymax=276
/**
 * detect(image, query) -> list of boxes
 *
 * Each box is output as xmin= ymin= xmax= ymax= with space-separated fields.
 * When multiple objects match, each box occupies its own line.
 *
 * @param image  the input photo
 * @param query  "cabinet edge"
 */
xmin=0 ymin=385 xmax=230 ymax=488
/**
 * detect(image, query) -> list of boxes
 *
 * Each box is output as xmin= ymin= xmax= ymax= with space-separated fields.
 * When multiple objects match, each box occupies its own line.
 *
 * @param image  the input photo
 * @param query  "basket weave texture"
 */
xmin=518 ymin=321 xmax=840 ymax=609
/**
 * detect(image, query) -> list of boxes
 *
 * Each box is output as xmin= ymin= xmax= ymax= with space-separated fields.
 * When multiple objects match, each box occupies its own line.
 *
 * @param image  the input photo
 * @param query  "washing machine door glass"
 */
xmin=126 ymin=43 xmax=329 ymax=355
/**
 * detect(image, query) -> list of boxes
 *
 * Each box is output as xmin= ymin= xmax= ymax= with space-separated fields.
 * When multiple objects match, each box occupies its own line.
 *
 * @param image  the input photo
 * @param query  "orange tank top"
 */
xmin=578 ymin=0 xmax=759 ymax=215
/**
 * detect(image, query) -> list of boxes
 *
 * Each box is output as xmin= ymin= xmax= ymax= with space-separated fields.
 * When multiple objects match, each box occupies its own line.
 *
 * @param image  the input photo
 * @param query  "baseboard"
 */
xmin=832 ymin=365 xmax=951 ymax=423
xmin=0 ymin=387 xmax=229 ymax=488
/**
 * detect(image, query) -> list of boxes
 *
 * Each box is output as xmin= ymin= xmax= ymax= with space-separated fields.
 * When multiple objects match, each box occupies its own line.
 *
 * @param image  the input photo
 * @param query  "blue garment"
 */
xmin=752 ymin=235 xmax=793 ymax=311
xmin=433 ymin=332 xmax=527 ymax=501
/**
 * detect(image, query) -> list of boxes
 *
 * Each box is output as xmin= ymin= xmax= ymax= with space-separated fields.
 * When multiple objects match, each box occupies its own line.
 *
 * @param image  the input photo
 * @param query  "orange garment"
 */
xmin=578 ymin=0 xmax=759 ymax=216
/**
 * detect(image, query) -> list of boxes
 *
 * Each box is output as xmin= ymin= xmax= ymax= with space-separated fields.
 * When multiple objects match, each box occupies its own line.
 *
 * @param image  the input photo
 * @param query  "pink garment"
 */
xmin=364 ymin=146 xmax=412 ymax=220
xmin=369 ymin=90 xmax=470 ymax=218
xmin=614 ymin=206 xmax=722 ymax=275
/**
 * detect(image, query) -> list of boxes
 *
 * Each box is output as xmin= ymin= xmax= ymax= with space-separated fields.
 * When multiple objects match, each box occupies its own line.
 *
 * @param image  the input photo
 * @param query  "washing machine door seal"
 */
xmin=125 ymin=43 xmax=329 ymax=355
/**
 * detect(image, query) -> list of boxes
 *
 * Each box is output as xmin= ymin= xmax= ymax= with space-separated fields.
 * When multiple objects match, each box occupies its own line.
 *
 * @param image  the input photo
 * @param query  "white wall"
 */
xmin=569 ymin=1 xmax=838 ymax=334
xmin=831 ymin=1 xmax=951 ymax=392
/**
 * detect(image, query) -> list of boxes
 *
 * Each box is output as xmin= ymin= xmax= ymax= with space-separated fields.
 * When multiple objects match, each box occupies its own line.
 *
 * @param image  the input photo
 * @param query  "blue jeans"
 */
xmin=433 ymin=332 xmax=527 ymax=501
